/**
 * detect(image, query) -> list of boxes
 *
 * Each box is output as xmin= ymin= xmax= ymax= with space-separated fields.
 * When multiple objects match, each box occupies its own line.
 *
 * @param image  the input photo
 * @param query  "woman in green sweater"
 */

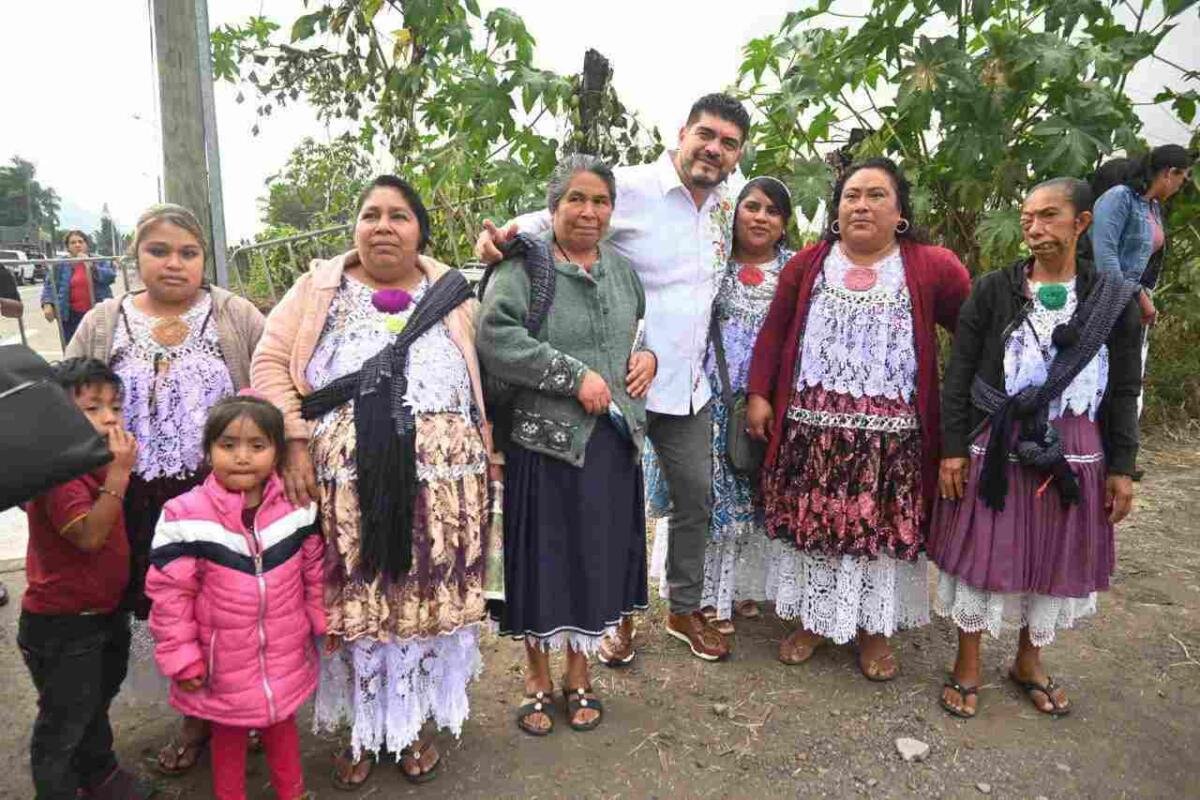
xmin=477 ymin=155 xmax=656 ymax=736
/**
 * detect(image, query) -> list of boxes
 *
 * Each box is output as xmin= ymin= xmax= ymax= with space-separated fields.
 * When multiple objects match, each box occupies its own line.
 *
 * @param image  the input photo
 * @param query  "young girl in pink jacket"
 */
xmin=146 ymin=392 xmax=324 ymax=800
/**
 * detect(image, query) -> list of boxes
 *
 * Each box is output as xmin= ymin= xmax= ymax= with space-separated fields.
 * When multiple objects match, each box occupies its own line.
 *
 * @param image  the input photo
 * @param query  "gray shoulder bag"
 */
xmin=710 ymin=313 xmax=765 ymax=476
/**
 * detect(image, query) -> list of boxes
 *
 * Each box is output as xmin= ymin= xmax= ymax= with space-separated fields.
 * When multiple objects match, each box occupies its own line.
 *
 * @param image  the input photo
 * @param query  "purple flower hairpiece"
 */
xmin=371 ymin=288 xmax=413 ymax=314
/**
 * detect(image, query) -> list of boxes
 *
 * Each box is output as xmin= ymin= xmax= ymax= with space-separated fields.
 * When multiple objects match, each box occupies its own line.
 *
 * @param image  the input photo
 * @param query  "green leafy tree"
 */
xmin=261 ymin=134 xmax=375 ymax=232
xmin=737 ymin=0 xmax=1197 ymax=270
xmin=212 ymin=0 xmax=660 ymax=266
xmin=0 ymin=157 xmax=60 ymax=248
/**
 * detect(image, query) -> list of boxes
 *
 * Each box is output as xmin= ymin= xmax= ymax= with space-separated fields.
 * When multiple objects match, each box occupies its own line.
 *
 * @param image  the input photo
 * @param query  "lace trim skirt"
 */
xmin=927 ymin=414 xmax=1114 ymax=597
xmin=313 ymin=626 xmax=482 ymax=759
xmin=649 ymin=517 xmax=787 ymax=620
xmin=763 ymin=550 xmax=930 ymax=644
xmin=933 ymin=572 xmax=1097 ymax=648
xmin=499 ymin=416 xmax=649 ymax=653
xmin=763 ymin=385 xmax=924 ymax=561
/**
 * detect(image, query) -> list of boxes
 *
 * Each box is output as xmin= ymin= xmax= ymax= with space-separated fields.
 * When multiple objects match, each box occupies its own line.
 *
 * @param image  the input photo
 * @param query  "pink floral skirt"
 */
xmin=763 ymin=386 xmax=923 ymax=561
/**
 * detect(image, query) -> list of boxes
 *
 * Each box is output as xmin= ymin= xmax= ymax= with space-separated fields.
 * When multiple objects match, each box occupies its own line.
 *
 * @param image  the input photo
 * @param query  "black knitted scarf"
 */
xmin=476 ymin=233 xmax=557 ymax=447
xmin=301 ymin=269 xmax=474 ymax=584
xmin=971 ymin=264 xmax=1139 ymax=511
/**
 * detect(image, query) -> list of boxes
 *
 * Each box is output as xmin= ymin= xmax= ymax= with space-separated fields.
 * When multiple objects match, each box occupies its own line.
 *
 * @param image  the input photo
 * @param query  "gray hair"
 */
xmin=546 ymin=155 xmax=617 ymax=214
xmin=1029 ymin=177 xmax=1094 ymax=215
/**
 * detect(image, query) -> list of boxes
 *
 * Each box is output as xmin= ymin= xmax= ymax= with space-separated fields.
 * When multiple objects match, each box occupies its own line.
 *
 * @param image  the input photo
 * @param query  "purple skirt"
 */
xmin=927 ymin=414 xmax=1113 ymax=597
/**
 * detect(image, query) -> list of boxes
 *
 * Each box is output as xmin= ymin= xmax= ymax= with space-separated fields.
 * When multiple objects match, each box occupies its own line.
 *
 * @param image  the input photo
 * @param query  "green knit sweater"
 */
xmin=476 ymin=236 xmax=648 ymax=466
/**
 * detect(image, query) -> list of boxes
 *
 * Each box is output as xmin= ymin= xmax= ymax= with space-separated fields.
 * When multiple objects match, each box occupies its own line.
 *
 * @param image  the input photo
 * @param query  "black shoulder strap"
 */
xmin=477 ymin=232 xmax=557 ymax=338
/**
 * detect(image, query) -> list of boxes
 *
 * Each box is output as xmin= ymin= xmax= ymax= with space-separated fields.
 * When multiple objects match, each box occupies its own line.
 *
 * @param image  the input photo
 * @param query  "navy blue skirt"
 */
xmin=499 ymin=416 xmax=648 ymax=643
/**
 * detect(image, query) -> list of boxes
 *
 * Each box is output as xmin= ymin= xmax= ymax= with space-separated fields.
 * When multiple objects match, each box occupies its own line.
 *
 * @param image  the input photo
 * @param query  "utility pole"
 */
xmin=150 ymin=0 xmax=229 ymax=287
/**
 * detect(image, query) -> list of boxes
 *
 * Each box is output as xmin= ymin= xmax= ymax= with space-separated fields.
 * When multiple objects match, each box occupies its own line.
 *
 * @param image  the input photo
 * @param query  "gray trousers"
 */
xmin=647 ymin=403 xmax=713 ymax=615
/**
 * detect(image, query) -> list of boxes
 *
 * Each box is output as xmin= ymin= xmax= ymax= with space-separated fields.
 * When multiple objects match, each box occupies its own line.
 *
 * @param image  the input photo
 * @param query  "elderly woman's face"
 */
xmin=138 ymin=222 xmax=205 ymax=305
xmin=1020 ymin=186 xmax=1090 ymax=260
xmin=837 ymin=168 xmax=902 ymax=254
xmin=551 ymin=171 xmax=613 ymax=254
xmin=354 ymin=186 xmax=422 ymax=275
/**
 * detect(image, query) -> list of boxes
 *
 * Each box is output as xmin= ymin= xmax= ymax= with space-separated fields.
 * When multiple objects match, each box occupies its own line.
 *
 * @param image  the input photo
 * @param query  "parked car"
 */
xmin=0 ymin=249 xmax=36 ymax=285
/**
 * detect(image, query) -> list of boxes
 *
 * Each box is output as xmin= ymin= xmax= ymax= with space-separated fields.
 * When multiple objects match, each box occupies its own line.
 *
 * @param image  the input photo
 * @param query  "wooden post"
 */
xmin=578 ymin=49 xmax=611 ymax=155
xmin=150 ymin=0 xmax=228 ymax=286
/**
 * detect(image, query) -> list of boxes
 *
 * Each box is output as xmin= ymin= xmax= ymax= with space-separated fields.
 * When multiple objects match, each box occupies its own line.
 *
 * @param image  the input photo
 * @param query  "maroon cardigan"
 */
xmin=746 ymin=239 xmax=971 ymax=524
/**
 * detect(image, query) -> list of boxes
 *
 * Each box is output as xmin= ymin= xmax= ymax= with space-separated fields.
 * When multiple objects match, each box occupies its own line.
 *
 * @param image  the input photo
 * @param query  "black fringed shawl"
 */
xmin=970 ymin=268 xmax=1139 ymax=511
xmin=300 ymin=269 xmax=474 ymax=583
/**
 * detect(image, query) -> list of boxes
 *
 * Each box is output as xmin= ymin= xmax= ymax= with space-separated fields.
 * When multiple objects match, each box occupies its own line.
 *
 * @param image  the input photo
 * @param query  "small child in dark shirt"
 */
xmin=18 ymin=357 xmax=153 ymax=799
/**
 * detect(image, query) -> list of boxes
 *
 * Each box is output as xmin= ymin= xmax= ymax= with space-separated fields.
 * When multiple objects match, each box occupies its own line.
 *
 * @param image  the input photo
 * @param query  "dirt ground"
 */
xmin=1 ymin=430 xmax=1198 ymax=800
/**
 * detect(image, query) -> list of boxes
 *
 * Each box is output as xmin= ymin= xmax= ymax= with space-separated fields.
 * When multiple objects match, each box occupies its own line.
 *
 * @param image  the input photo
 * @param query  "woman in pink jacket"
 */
xmin=146 ymin=393 xmax=324 ymax=800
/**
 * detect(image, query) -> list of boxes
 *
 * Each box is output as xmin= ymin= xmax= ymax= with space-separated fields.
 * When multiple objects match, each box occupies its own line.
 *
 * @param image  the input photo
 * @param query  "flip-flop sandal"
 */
xmin=562 ymin=683 xmax=604 ymax=732
xmin=1009 ymin=671 xmax=1071 ymax=717
xmin=700 ymin=606 xmax=719 ymax=621
xmin=516 ymin=690 xmax=554 ymax=736
xmin=330 ymin=747 xmax=372 ymax=792
xmin=155 ymin=736 xmax=209 ymax=776
xmin=399 ymin=742 xmax=441 ymax=784
xmin=778 ymin=631 xmax=824 ymax=665
xmin=940 ymin=678 xmax=980 ymax=719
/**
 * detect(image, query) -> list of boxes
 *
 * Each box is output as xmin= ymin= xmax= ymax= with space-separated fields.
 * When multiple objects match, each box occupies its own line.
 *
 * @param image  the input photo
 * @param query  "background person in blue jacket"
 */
xmin=1090 ymin=144 xmax=1194 ymax=417
xmin=40 ymin=230 xmax=117 ymax=347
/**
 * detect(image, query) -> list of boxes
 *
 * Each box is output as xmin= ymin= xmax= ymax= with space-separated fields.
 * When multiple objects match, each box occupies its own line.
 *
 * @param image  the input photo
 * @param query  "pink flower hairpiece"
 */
xmin=371 ymin=288 xmax=413 ymax=314
xmin=237 ymin=387 xmax=268 ymax=400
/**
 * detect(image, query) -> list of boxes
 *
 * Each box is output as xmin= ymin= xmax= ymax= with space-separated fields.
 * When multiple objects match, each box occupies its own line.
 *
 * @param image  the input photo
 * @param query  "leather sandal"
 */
xmin=516 ymin=690 xmax=554 ymax=736
xmin=561 ymin=680 xmax=604 ymax=732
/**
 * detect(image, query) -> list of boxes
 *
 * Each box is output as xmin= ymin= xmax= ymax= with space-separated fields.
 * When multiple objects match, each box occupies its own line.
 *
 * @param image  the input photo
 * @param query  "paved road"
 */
xmin=1 ymin=283 xmax=68 ymax=361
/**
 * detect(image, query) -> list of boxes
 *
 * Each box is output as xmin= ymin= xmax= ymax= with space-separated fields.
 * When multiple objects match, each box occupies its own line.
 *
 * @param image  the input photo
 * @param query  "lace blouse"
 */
xmin=1003 ymin=279 xmax=1108 ymax=420
xmin=305 ymin=276 xmax=475 ymax=424
xmin=795 ymin=244 xmax=918 ymax=402
xmin=707 ymin=250 xmax=793 ymax=394
xmin=110 ymin=293 xmax=235 ymax=480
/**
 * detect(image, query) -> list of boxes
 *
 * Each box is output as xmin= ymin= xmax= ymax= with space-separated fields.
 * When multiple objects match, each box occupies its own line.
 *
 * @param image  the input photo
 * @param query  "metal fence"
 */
xmin=1 ymin=256 xmax=139 ymax=350
xmin=228 ymin=223 xmax=486 ymax=308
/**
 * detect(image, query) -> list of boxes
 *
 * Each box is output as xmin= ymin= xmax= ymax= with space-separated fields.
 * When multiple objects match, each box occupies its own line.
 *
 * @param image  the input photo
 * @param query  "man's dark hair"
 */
xmin=1031 ymin=177 xmax=1094 ymax=215
xmin=202 ymin=395 xmax=287 ymax=471
xmin=685 ymin=93 xmax=751 ymax=142
xmin=51 ymin=357 xmax=122 ymax=396
xmin=357 ymin=175 xmax=432 ymax=252
xmin=824 ymin=157 xmax=926 ymax=243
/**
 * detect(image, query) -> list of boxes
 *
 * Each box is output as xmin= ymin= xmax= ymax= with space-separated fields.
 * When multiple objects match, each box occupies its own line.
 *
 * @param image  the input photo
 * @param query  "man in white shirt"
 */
xmin=476 ymin=93 xmax=749 ymax=663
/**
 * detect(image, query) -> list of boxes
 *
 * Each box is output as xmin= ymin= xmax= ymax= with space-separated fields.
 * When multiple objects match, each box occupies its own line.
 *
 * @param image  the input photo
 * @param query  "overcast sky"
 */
xmin=0 ymin=1 xmax=1194 ymax=242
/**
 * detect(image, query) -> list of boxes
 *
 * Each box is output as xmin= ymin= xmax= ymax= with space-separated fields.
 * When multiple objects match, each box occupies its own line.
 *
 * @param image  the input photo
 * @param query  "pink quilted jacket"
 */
xmin=146 ymin=472 xmax=325 ymax=728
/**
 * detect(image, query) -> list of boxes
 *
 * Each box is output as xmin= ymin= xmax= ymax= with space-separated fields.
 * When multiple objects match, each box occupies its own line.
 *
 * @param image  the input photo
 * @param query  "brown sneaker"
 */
xmin=666 ymin=611 xmax=730 ymax=661
xmin=597 ymin=621 xmax=637 ymax=667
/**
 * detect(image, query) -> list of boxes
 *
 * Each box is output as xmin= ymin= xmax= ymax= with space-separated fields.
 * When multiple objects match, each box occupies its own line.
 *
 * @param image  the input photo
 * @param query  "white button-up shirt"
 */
xmin=513 ymin=151 xmax=741 ymax=415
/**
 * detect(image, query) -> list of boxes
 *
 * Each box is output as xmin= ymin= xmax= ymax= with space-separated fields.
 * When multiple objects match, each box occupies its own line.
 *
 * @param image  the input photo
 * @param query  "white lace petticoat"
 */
xmin=313 ymin=626 xmax=482 ymax=759
xmin=934 ymin=572 xmax=1097 ymax=648
xmin=764 ymin=549 xmax=930 ymax=644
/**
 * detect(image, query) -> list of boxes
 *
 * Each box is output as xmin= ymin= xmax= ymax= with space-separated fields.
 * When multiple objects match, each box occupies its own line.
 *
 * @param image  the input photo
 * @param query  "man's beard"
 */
xmin=683 ymin=152 xmax=726 ymax=189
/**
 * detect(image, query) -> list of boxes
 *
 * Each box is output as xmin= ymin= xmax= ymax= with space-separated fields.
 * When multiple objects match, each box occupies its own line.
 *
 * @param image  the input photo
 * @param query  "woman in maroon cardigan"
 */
xmin=746 ymin=158 xmax=970 ymax=679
